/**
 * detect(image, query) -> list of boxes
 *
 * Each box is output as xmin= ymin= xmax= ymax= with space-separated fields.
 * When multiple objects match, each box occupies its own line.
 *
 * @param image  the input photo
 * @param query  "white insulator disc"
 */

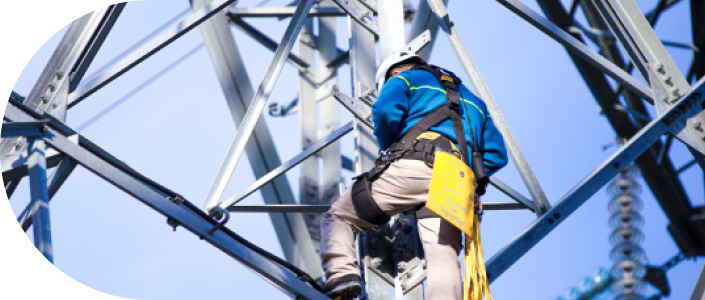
xmin=609 ymin=211 xmax=644 ymax=229
xmin=611 ymin=243 xmax=645 ymax=262
xmin=609 ymin=194 xmax=643 ymax=213
xmin=611 ymin=259 xmax=646 ymax=279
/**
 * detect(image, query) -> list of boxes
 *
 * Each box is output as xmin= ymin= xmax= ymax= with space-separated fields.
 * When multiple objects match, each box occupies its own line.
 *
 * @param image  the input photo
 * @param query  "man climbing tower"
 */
xmin=319 ymin=52 xmax=508 ymax=300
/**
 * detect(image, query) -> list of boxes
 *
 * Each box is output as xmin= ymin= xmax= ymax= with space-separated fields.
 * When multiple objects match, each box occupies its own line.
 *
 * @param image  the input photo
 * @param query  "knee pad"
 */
xmin=350 ymin=174 xmax=390 ymax=226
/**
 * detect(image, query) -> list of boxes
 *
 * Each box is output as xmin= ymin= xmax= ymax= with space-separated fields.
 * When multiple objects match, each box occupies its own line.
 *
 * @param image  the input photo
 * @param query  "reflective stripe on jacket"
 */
xmin=372 ymin=69 xmax=508 ymax=176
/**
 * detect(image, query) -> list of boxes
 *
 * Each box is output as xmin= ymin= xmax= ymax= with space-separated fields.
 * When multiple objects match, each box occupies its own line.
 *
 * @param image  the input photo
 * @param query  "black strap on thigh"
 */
xmin=350 ymin=174 xmax=390 ymax=226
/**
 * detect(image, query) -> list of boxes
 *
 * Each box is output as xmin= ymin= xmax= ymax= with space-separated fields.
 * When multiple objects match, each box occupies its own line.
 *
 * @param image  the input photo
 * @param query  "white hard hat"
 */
xmin=376 ymin=52 xmax=426 ymax=92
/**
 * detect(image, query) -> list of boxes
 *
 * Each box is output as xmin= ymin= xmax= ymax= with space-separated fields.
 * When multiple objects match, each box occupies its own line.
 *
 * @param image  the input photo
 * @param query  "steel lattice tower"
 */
xmin=3 ymin=0 xmax=705 ymax=299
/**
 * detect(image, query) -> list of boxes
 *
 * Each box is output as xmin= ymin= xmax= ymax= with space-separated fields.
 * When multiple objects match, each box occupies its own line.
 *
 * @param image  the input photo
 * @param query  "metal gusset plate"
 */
xmin=333 ymin=0 xmax=379 ymax=36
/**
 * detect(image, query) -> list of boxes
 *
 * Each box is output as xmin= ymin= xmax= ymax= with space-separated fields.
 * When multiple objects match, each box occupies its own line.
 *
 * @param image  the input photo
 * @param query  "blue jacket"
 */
xmin=372 ymin=69 xmax=508 ymax=176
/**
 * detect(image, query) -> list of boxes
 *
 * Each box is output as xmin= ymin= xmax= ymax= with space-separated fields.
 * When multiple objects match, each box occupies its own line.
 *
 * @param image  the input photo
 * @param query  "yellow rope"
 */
xmin=463 ymin=214 xmax=492 ymax=300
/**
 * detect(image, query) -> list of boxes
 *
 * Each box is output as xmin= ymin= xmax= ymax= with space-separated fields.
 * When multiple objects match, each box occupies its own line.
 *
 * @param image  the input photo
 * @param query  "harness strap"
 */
xmin=350 ymin=175 xmax=390 ymax=226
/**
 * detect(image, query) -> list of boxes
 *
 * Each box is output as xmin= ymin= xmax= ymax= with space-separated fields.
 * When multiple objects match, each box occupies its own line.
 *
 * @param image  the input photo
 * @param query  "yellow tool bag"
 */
xmin=425 ymin=150 xmax=493 ymax=300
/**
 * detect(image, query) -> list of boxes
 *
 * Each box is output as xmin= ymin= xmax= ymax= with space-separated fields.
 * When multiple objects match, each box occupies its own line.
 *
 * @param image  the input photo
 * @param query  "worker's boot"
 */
xmin=321 ymin=274 xmax=361 ymax=300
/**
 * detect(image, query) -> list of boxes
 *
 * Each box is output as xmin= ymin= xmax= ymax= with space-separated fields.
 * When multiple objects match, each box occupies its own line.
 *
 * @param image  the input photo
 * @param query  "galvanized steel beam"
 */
xmin=201 ymin=0 xmax=315 ymax=210
xmin=219 ymin=122 xmax=353 ymax=209
xmin=1 ymin=121 xmax=50 ymax=138
xmin=192 ymin=0 xmax=320 ymax=276
xmin=68 ymin=0 xmax=239 ymax=106
xmin=426 ymin=0 xmax=553 ymax=217
xmin=228 ymin=205 xmax=331 ymax=213
xmin=493 ymin=0 xmax=654 ymax=102
xmin=378 ymin=0 xmax=406 ymax=58
xmin=27 ymin=137 xmax=52 ymax=263
xmin=18 ymin=156 xmax=78 ymax=232
xmin=346 ymin=3 xmax=390 ymax=297
xmin=229 ymin=17 xmax=310 ymax=70
xmin=407 ymin=0 xmax=448 ymax=60
xmin=297 ymin=18 xmax=322 ymax=244
xmin=5 ymin=100 xmax=328 ymax=300
xmin=317 ymin=0 xmax=343 ymax=242
xmin=1 ymin=4 xmax=123 ymax=188
xmin=486 ymin=78 xmax=705 ymax=282
xmin=489 ymin=177 xmax=536 ymax=212
xmin=379 ymin=2 xmax=425 ymax=298
xmin=591 ymin=0 xmax=705 ymax=159
xmin=334 ymin=0 xmax=379 ymax=36
xmin=539 ymin=0 xmax=700 ymax=255
xmin=690 ymin=0 xmax=705 ymax=82
xmin=228 ymin=6 xmax=346 ymax=17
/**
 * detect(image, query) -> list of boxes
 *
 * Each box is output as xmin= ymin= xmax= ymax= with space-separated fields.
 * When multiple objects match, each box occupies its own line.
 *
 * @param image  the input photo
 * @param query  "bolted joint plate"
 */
xmin=664 ymin=93 xmax=705 ymax=156
xmin=363 ymin=223 xmax=396 ymax=285
xmin=391 ymin=213 xmax=423 ymax=277
xmin=332 ymin=0 xmax=379 ymax=36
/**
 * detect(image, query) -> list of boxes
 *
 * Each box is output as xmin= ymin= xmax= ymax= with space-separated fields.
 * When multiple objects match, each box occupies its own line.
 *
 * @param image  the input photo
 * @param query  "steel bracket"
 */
xmin=332 ymin=85 xmax=374 ymax=129
xmin=333 ymin=0 xmax=379 ymax=36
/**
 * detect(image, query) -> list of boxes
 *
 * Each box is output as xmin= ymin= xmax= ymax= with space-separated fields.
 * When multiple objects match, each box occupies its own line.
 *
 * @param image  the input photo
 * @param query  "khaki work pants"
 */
xmin=320 ymin=159 xmax=463 ymax=300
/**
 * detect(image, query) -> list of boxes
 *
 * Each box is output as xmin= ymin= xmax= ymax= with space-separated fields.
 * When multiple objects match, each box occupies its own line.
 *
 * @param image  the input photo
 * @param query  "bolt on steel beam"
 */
xmin=591 ymin=0 xmax=705 ymax=161
xmin=1 ymin=4 xmax=123 ymax=189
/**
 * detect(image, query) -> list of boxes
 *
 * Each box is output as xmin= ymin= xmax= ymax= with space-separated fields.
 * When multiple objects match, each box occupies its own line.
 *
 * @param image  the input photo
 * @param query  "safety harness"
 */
xmin=350 ymin=65 xmax=488 ymax=226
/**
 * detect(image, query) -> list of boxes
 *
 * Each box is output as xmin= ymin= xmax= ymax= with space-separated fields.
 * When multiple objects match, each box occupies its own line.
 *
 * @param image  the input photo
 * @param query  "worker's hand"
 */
xmin=474 ymin=195 xmax=483 ymax=223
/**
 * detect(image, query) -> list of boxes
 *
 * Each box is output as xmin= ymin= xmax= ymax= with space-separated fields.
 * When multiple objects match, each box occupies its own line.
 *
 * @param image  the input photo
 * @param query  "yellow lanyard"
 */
xmin=463 ymin=214 xmax=492 ymax=300
xmin=425 ymin=150 xmax=493 ymax=299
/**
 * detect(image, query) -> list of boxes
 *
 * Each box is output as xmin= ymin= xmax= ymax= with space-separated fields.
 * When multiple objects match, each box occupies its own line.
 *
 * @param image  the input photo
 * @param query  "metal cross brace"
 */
xmin=228 ymin=6 xmax=347 ymax=17
xmin=492 ymin=0 xmax=655 ymax=103
xmin=486 ymin=77 xmax=705 ymax=282
xmin=1 ymin=5 xmax=123 ymax=194
xmin=217 ymin=122 xmax=353 ymax=209
xmin=489 ymin=176 xmax=536 ymax=212
xmin=4 ymin=100 xmax=329 ymax=300
xmin=26 ymin=136 xmax=52 ymax=263
xmin=1 ymin=120 xmax=50 ymax=138
xmin=201 ymin=0 xmax=316 ymax=211
xmin=226 ymin=202 xmax=528 ymax=213
xmin=68 ymin=0 xmax=239 ymax=107
xmin=228 ymin=17 xmax=311 ymax=70
xmin=591 ymin=0 xmax=705 ymax=157
xmin=426 ymin=0 xmax=553 ymax=218
xmin=18 ymin=156 xmax=78 ymax=231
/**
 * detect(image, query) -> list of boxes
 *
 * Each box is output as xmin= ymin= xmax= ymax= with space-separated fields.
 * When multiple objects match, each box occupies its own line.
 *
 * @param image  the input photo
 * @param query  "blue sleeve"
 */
xmin=372 ymin=74 xmax=411 ymax=151
xmin=480 ymin=113 xmax=508 ymax=176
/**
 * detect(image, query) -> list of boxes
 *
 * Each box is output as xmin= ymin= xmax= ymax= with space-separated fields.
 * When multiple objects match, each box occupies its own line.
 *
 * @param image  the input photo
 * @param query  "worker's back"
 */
xmin=371 ymin=68 xmax=508 ymax=176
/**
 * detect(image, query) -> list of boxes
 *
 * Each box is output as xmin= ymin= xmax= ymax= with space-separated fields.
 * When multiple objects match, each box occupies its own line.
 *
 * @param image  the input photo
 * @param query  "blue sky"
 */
xmin=2 ymin=0 xmax=704 ymax=299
